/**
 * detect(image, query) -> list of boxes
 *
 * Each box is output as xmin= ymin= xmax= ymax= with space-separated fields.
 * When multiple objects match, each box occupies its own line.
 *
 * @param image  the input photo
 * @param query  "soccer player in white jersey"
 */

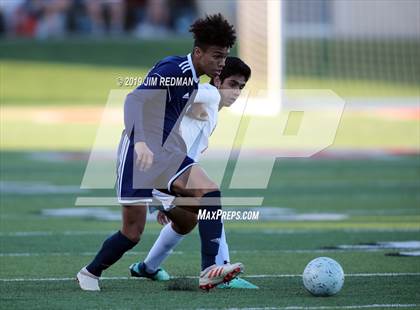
xmin=129 ymin=57 xmax=258 ymax=289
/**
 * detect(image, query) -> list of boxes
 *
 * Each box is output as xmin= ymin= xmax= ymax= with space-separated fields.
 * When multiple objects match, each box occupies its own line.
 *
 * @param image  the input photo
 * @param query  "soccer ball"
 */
xmin=302 ymin=257 xmax=345 ymax=296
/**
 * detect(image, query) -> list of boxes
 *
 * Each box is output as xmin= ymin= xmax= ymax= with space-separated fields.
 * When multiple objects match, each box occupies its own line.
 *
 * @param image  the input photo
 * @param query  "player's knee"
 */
xmin=200 ymin=189 xmax=221 ymax=202
xmin=171 ymin=222 xmax=187 ymax=235
xmin=121 ymin=225 xmax=144 ymax=243
xmin=121 ymin=205 xmax=146 ymax=243
xmin=171 ymin=216 xmax=197 ymax=235
xmin=197 ymin=183 xmax=220 ymax=198
xmin=121 ymin=230 xmax=141 ymax=243
xmin=129 ymin=235 xmax=141 ymax=243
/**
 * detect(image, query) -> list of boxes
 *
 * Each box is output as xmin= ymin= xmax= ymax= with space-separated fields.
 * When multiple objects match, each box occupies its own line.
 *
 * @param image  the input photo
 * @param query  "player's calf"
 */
xmin=198 ymin=190 xmax=223 ymax=270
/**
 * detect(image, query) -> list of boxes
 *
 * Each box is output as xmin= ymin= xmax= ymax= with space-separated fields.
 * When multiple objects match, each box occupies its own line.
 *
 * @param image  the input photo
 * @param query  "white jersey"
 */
xmin=150 ymin=83 xmax=220 ymax=212
xmin=180 ymin=83 xmax=220 ymax=161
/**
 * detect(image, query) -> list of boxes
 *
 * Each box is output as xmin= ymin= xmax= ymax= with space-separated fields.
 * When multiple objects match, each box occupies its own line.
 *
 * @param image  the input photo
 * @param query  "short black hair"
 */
xmin=211 ymin=56 xmax=251 ymax=84
xmin=189 ymin=13 xmax=236 ymax=49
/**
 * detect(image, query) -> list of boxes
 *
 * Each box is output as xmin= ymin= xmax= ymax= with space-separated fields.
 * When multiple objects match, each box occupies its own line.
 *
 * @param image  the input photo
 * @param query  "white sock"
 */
xmin=144 ymin=223 xmax=184 ymax=273
xmin=216 ymin=225 xmax=230 ymax=265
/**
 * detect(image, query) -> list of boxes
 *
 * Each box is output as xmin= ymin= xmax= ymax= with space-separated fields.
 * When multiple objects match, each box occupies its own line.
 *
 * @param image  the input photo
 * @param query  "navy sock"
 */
xmin=86 ymin=231 xmax=137 ymax=277
xmin=198 ymin=190 xmax=223 ymax=270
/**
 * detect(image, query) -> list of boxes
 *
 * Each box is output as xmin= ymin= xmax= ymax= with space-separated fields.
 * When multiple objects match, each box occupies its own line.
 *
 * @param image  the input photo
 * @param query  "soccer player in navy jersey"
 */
xmin=129 ymin=57 xmax=258 ymax=289
xmin=77 ymin=14 xmax=243 ymax=291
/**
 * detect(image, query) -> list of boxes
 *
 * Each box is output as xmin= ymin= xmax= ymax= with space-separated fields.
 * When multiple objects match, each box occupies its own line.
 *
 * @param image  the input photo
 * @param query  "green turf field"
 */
xmin=0 ymin=152 xmax=419 ymax=309
xmin=1 ymin=39 xmax=419 ymax=309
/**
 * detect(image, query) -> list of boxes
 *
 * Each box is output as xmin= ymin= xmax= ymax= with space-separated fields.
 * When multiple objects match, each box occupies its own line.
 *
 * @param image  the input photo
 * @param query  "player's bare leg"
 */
xmin=120 ymin=204 xmax=148 ymax=243
xmin=171 ymin=165 xmax=244 ymax=290
xmin=130 ymin=207 xmax=197 ymax=280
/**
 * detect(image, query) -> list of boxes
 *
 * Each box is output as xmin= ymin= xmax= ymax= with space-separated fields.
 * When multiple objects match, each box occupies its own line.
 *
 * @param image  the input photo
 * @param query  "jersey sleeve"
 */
xmin=137 ymin=61 xmax=184 ymax=90
xmin=193 ymin=85 xmax=221 ymax=107
xmin=125 ymin=62 xmax=183 ymax=143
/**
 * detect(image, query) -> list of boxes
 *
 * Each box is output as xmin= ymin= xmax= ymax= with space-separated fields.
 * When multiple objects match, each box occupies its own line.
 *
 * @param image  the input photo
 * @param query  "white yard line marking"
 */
xmin=220 ymin=304 xmax=417 ymax=310
xmin=0 ymin=251 xmax=184 ymax=257
xmin=1 ymin=273 xmax=419 ymax=282
xmin=1 ymin=228 xmax=419 ymax=237
xmin=257 ymin=229 xmax=420 ymax=235
xmin=0 ymin=231 xmax=159 ymax=237
xmin=244 ymin=273 xmax=420 ymax=278
xmin=0 ymin=248 xmax=402 ymax=257
xmin=0 ymin=231 xmax=111 ymax=236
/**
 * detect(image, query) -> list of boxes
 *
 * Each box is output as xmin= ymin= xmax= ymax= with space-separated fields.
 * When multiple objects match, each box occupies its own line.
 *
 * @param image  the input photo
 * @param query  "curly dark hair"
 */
xmin=189 ymin=13 xmax=236 ymax=50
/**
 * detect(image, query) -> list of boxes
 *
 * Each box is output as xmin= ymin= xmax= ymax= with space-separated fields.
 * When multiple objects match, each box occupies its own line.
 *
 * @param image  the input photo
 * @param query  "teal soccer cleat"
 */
xmin=217 ymin=277 xmax=259 ymax=289
xmin=129 ymin=262 xmax=170 ymax=281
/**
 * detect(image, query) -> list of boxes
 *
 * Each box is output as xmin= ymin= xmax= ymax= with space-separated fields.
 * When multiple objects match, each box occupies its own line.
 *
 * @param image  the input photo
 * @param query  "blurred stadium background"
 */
xmin=0 ymin=0 xmax=419 ymax=309
xmin=1 ymin=0 xmax=419 ymax=150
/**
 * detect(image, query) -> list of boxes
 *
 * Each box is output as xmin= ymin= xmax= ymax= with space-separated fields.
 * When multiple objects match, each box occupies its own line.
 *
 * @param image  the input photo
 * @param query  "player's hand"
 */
xmin=187 ymin=103 xmax=208 ymax=121
xmin=157 ymin=211 xmax=170 ymax=225
xmin=134 ymin=141 xmax=154 ymax=171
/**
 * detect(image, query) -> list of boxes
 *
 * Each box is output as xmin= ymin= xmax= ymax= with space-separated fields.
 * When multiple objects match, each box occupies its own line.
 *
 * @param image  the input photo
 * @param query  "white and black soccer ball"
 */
xmin=302 ymin=257 xmax=345 ymax=296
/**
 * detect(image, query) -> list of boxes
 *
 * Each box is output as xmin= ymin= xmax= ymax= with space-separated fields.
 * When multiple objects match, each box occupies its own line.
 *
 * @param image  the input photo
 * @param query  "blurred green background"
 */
xmin=1 ymin=39 xmax=418 ymax=106
xmin=1 ymin=39 xmax=419 ymax=151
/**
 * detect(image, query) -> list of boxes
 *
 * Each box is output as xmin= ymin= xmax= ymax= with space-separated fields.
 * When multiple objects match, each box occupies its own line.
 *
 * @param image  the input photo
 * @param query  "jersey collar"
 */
xmin=187 ymin=53 xmax=199 ymax=83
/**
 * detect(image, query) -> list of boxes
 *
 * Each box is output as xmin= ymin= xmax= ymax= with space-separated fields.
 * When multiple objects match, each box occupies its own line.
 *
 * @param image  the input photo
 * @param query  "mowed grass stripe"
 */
xmin=2 ymin=250 xmax=419 ymax=279
xmin=1 ymin=221 xmax=419 ymax=234
xmin=1 ymin=258 xmax=419 ymax=308
xmin=217 ymin=304 xmax=418 ymax=309
xmin=1 ymin=229 xmax=419 ymax=252
xmin=1 ymin=228 xmax=419 ymax=237
xmin=1 ymin=248 xmax=420 ymax=257
xmin=1 ymin=273 xmax=420 ymax=282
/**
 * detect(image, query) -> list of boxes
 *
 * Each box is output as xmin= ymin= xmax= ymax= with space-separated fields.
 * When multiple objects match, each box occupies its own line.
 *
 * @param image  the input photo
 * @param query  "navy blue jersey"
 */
xmin=124 ymin=53 xmax=199 ymax=152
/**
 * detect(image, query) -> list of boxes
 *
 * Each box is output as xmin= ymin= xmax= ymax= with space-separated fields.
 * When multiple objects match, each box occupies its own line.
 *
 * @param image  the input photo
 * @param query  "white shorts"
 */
xmin=149 ymin=189 xmax=176 ymax=213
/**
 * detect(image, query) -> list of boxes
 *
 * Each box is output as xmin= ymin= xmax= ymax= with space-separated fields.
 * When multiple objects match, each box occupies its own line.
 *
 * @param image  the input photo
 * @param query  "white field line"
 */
xmin=0 ymin=248 xmax=405 ymax=257
xmin=220 ymin=304 xmax=418 ymax=310
xmin=75 ymin=197 xmax=264 ymax=206
xmin=0 ymin=231 xmax=159 ymax=237
xmin=1 ymin=273 xmax=419 ymax=282
xmin=1 ymin=228 xmax=419 ymax=237
xmin=244 ymin=273 xmax=420 ymax=278
xmin=0 ymin=231 xmax=112 ymax=236
xmin=0 ymin=251 xmax=184 ymax=257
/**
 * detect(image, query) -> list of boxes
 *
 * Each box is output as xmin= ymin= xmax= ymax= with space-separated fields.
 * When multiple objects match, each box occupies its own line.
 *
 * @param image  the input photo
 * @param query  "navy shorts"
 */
xmin=116 ymin=132 xmax=196 ymax=205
